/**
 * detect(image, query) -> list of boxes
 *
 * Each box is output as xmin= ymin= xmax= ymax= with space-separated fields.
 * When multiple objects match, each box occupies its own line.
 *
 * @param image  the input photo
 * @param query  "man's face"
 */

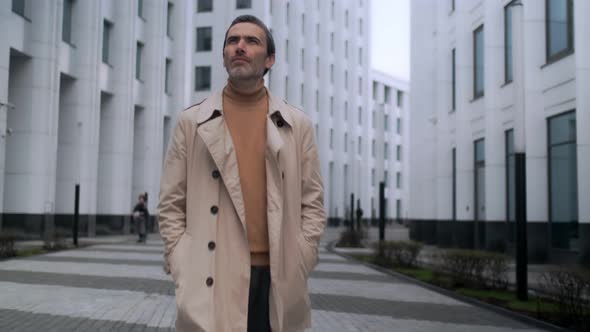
xmin=223 ymin=22 xmax=275 ymax=81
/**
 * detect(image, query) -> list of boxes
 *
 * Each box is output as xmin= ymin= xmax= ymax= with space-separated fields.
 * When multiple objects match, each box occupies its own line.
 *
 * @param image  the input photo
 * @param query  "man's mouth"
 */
xmin=232 ymin=57 xmax=250 ymax=64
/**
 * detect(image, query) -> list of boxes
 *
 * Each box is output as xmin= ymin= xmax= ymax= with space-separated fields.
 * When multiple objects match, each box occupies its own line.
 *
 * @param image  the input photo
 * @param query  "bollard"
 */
xmin=73 ymin=184 xmax=79 ymax=246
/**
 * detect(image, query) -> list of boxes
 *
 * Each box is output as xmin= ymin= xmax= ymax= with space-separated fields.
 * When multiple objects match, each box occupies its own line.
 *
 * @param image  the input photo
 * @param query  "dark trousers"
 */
xmin=248 ymin=266 xmax=271 ymax=332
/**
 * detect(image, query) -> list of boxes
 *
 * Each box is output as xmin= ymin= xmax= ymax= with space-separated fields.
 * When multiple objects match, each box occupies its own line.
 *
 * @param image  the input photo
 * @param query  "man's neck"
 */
xmin=227 ymin=77 xmax=264 ymax=95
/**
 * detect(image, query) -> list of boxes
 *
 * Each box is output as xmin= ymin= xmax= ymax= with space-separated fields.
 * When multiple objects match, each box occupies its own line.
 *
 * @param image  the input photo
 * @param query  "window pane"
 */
xmin=165 ymin=59 xmax=172 ymax=93
xmin=475 ymin=138 xmax=485 ymax=162
xmin=547 ymin=0 xmax=569 ymax=58
xmin=452 ymin=48 xmax=456 ymax=110
xmin=195 ymin=66 xmax=211 ymax=91
xmin=474 ymin=26 xmax=485 ymax=97
xmin=549 ymin=112 xmax=578 ymax=249
xmin=549 ymin=111 xmax=576 ymax=145
xmin=102 ymin=21 xmax=111 ymax=63
xmin=138 ymin=0 xmax=144 ymax=17
xmin=167 ymin=3 xmax=173 ymax=38
xmin=12 ymin=0 xmax=25 ymax=16
xmin=236 ymin=0 xmax=252 ymax=9
xmin=196 ymin=27 xmax=212 ymax=51
xmin=197 ymin=0 xmax=213 ymax=12
xmin=506 ymin=130 xmax=515 ymax=223
xmin=136 ymin=43 xmax=143 ymax=80
xmin=63 ymin=0 xmax=73 ymax=43
xmin=504 ymin=4 xmax=513 ymax=82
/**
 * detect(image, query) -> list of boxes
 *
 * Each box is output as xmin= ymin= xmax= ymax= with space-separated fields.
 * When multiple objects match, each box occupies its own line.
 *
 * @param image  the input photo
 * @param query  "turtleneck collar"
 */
xmin=223 ymin=78 xmax=267 ymax=106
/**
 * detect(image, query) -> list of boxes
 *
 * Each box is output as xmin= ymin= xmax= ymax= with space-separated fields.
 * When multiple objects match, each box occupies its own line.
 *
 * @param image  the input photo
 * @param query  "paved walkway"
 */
xmin=0 ymin=228 xmax=548 ymax=331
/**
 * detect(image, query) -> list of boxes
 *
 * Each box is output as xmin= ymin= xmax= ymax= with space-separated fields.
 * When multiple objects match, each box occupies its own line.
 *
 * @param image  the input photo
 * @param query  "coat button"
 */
xmin=208 ymin=241 xmax=216 ymax=250
xmin=210 ymin=206 xmax=218 ymax=214
xmin=206 ymin=277 xmax=214 ymax=287
xmin=277 ymin=119 xmax=284 ymax=128
xmin=212 ymin=170 xmax=220 ymax=179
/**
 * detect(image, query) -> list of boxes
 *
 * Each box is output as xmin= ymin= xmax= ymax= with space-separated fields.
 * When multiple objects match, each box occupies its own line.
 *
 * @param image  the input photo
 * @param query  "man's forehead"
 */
xmin=226 ymin=22 xmax=266 ymax=40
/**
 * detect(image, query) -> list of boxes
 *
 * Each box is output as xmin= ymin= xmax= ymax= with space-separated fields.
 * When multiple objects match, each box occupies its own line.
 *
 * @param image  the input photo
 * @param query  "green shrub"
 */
xmin=374 ymin=241 xmax=423 ymax=267
xmin=0 ymin=233 xmax=17 ymax=258
xmin=437 ymin=249 xmax=509 ymax=289
xmin=539 ymin=268 xmax=590 ymax=331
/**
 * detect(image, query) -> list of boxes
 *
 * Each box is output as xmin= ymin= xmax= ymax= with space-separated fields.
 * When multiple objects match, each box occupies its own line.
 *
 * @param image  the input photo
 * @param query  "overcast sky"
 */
xmin=371 ymin=0 xmax=410 ymax=81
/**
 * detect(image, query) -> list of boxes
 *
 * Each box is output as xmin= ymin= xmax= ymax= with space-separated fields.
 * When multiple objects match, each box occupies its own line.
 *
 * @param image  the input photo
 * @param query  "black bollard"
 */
xmin=73 ymin=184 xmax=79 ymax=247
xmin=379 ymin=182 xmax=385 ymax=241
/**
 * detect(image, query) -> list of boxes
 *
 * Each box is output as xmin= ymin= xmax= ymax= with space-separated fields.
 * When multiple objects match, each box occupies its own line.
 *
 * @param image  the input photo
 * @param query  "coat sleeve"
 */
xmin=158 ymin=113 xmax=189 ymax=272
xmin=299 ymin=117 xmax=327 ymax=248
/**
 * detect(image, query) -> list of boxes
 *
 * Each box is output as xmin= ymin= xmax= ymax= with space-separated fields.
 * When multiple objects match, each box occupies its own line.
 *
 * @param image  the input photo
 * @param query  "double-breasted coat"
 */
xmin=158 ymin=89 xmax=326 ymax=332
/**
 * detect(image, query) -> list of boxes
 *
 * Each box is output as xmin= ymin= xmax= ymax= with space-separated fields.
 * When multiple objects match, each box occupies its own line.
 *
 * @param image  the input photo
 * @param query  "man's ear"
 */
xmin=265 ymin=54 xmax=275 ymax=71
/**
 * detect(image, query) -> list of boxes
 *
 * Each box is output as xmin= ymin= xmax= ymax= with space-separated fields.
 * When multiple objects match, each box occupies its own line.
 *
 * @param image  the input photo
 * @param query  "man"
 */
xmin=132 ymin=193 xmax=149 ymax=243
xmin=158 ymin=15 xmax=326 ymax=332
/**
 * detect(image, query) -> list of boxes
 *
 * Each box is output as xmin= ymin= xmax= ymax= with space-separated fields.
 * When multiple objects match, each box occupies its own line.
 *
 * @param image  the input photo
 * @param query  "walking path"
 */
xmin=0 ymin=227 xmax=548 ymax=331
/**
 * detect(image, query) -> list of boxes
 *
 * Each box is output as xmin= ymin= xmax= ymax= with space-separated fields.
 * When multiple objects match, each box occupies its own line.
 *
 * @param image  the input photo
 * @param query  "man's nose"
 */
xmin=236 ymin=38 xmax=246 ymax=51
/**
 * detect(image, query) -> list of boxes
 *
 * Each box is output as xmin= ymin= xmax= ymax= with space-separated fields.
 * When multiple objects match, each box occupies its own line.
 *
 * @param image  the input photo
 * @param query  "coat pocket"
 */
xmin=296 ymin=234 xmax=318 ymax=276
xmin=170 ymin=232 xmax=191 ymax=286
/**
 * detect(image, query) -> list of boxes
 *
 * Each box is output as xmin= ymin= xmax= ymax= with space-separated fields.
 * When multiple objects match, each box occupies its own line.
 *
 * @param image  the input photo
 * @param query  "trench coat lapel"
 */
xmin=196 ymin=91 xmax=247 ymax=231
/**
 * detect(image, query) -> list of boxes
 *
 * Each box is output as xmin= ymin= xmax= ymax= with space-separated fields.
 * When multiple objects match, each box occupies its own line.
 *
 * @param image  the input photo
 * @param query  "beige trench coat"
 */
xmin=158 ymin=90 xmax=326 ymax=332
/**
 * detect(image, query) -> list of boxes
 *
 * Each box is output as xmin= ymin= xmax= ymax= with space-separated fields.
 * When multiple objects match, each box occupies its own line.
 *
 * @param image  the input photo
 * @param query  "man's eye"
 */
xmin=247 ymin=38 xmax=260 ymax=44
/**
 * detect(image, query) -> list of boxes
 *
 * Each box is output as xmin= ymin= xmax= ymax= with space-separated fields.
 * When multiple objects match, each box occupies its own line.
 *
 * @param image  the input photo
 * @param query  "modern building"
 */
xmin=369 ymin=70 xmax=410 ymax=223
xmin=0 ymin=0 xmax=376 ymax=238
xmin=409 ymin=0 xmax=589 ymax=264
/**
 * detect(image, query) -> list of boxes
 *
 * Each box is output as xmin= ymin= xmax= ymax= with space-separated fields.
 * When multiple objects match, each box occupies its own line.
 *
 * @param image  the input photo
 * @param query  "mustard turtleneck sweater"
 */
xmin=223 ymin=79 xmax=270 ymax=266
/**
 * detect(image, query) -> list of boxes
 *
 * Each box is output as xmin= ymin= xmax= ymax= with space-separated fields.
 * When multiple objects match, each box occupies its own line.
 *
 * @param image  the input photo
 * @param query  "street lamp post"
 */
xmin=511 ymin=0 xmax=528 ymax=301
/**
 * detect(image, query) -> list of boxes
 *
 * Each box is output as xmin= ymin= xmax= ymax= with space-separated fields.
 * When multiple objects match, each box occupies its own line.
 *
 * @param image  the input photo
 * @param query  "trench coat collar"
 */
xmin=195 ymin=88 xmax=291 ymax=233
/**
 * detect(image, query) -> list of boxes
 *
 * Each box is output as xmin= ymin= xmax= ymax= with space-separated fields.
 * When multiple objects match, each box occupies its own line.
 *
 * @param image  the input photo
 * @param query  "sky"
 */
xmin=371 ymin=0 xmax=411 ymax=81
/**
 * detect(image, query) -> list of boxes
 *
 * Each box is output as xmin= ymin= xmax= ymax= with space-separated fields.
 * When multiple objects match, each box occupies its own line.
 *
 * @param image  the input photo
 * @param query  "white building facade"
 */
xmin=369 ymin=70 xmax=410 ymax=223
xmin=0 ymin=0 xmax=374 ymax=238
xmin=409 ymin=0 xmax=590 ymax=264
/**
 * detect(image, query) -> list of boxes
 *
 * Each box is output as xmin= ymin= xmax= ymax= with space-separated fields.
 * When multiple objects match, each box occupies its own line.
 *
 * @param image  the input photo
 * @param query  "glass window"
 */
xmin=138 ymin=0 xmax=144 ymax=18
xmin=167 ymin=2 xmax=173 ymax=38
xmin=344 ymin=102 xmax=348 ymax=120
xmin=451 ymin=0 xmax=455 ymax=12
xmin=344 ymin=71 xmax=348 ymax=89
xmin=358 ymin=107 xmax=362 ymax=124
xmin=397 ymin=118 xmax=401 ymax=134
xmin=504 ymin=3 xmax=513 ymax=83
xmin=384 ymin=170 xmax=389 ymax=186
xmin=358 ymin=77 xmax=362 ymax=95
xmin=301 ymin=49 xmax=304 ymax=71
xmin=315 ymin=90 xmax=319 ymax=112
xmin=102 ymin=20 xmax=112 ymax=64
xmin=359 ymin=18 xmax=363 ymax=35
xmin=330 ymin=96 xmax=334 ymax=116
xmin=384 ymin=114 xmax=389 ymax=131
xmin=136 ymin=42 xmax=143 ymax=80
xmin=197 ymin=0 xmax=213 ymax=12
xmin=474 ymin=138 xmax=485 ymax=225
xmin=372 ymin=82 xmax=378 ymax=100
xmin=384 ymin=86 xmax=391 ymax=104
xmin=451 ymin=148 xmax=457 ymax=220
xmin=396 ymin=145 xmax=401 ymax=161
xmin=371 ymin=140 xmax=375 ymax=157
xmin=194 ymin=66 xmax=211 ymax=91
xmin=196 ymin=27 xmax=212 ymax=52
xmin=358 ymin=136 xmax=361 ymax=155
xmin=505 ymin=130 xmax=515 ymax=243
xmin=63 ymin=0 xmax=73 ymax=43
xmin=396 ymin=172 xmax=402 ymax=189
xmin=285 ymin=40 xmax=289 ymax=62
xmin=12 ymin=0 xmax=25 ymax=17
xmin=236 ymin=0 xmax=252 ymax=9
xmin=330 ymin=129 xmax=333 ymax=149
xmin=451 ymin=48 xmax=456 ymax=110
xmin=474 ymin=25 xmax=484 ymax=98
xmin=371 ymin=169 xmax=375 ymax=186
xmin=397 ymin=90 xmax=403 ymax=107
xmin=548 ymin=111 xmax=577 ymax=249
xmin=316 ymin=57 xmax=319 ymax=77
xmin=301 ymin=84 xmax=304 ymax=107
xmin=165 ymin=59 xmax=172 ymax=94
xmin=384 ymin=143 xmax=389 ymax=160
xmin=396 ymin=199 xmax=402 ymax=220
xmin=546 ymin=0 xmax=574 ymax=61
xmin=344 ymin=133 xmax=348 ymax=152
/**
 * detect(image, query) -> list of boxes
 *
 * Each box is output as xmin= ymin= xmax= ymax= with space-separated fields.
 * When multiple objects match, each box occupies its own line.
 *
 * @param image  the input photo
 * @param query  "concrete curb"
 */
xmin=328 ymin=241 xmax=569 ymax=332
